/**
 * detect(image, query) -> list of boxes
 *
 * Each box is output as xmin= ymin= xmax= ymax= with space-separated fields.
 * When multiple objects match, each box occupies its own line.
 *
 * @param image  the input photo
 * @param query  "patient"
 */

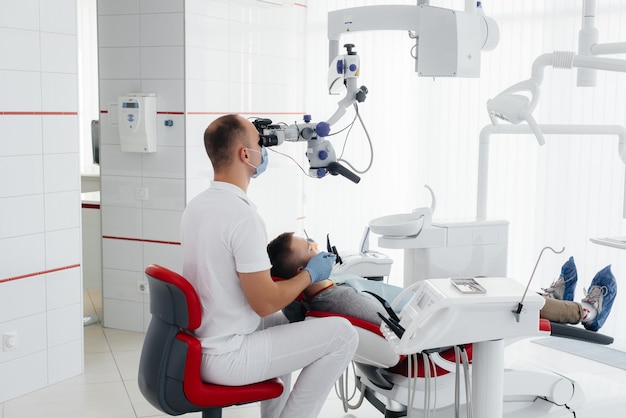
xmin=267 ymin=233 xmax=617 ymax=332
xmin=268 ymin=233 xmax=387 ymax=324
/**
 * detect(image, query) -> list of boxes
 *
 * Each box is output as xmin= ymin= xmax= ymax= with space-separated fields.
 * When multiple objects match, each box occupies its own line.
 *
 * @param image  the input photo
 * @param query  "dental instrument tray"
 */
xmin=450 ymin=277 xmax=486 ymax=294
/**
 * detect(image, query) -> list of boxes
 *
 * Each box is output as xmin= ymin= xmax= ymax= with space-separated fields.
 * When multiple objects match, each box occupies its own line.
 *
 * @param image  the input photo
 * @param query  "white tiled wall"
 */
xmin=0 ymin=0 xmax=82 ymax=403
xmin=98 ymin=0 xmax=184 ymax=332
xmin=98 ymin=0 xmax=307 ymax=332
xmin=184 ymin=0 xmax=308 ymax=241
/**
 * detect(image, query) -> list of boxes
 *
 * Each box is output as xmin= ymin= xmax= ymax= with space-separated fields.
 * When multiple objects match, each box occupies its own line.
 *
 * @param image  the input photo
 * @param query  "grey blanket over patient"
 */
xmin=282 ymin=275 xmax=407 ymax=324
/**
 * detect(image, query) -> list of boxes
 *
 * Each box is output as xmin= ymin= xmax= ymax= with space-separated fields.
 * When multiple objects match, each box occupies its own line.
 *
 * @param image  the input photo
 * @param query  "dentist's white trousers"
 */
xmin=202 ymin=313 xmax=359 ymax=418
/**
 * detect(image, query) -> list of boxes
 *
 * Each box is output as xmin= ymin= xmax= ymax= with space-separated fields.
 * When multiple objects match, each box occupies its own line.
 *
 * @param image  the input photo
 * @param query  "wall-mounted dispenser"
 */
xmin=117 ymin=93 xmax=157 ymax=153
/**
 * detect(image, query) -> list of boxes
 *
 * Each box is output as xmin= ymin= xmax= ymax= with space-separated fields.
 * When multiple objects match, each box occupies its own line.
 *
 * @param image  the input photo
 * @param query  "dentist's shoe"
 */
xmin=543 ymin=256 xmax=578 ymax=301
xmin=582 ymin=265 xmax=617 ymax=332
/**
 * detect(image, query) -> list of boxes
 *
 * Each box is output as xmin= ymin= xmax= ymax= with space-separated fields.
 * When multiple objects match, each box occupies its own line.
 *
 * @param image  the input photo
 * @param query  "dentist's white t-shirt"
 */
xmin=181 ymin=181 xmax=272 ymax=354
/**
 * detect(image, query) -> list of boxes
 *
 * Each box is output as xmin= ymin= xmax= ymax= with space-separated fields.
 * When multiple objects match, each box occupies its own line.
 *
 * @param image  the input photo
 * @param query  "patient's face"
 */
xmin=290 ymin=236 xmax=319 ymax=268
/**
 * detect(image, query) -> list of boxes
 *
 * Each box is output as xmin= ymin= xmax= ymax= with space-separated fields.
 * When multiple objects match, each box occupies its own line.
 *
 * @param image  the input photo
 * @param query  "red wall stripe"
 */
xmin=100 ymin=110 xmax=184 ymax=114
xmin=103 ymin=235 xmax=181 ymax=245
xmin=0 ymin=112 xmax=78 ymax=115
xmin=0 ymin=264 xmax=81 ymax=284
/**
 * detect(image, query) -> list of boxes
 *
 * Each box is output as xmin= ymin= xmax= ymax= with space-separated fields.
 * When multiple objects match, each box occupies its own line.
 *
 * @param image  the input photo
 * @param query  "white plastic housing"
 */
xmin=118 ymin=94 xmax=157 ymax=153
xmin=416 ymin=6 xmax=485 ymax=77
xmin=376 ymin=220 xmax=508 ymax=287
xmin=383 ymin=277 xmax=545 ymax=354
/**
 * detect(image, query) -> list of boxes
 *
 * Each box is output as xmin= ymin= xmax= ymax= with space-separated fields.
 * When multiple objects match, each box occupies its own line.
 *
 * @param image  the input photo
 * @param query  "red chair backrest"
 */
xmin=145 ymin=264 xmax=202 ymax=330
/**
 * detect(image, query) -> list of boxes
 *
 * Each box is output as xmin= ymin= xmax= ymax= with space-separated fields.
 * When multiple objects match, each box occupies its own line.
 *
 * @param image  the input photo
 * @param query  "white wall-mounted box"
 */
xmin=117 ymin=93 xmax=157 ymax=153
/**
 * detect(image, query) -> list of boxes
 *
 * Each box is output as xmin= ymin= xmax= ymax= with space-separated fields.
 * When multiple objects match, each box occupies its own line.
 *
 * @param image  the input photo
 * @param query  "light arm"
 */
xmin=530 ymin=52 xmax=626 ymax=85
xmin=477 ymin=124 xmax=626 ymax=221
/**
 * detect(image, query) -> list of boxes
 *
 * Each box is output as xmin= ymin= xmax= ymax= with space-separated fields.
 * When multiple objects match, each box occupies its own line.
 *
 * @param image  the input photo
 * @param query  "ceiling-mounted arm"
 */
xmin=530 ymin=51 xmax=626 ymax=85
xmin=328 ymin=5 xmax=419 ymax=64
xmin=577 ymin=0 xmax=626 ymax=86
xmin=327 ymin=4 xmax=499 ymax=77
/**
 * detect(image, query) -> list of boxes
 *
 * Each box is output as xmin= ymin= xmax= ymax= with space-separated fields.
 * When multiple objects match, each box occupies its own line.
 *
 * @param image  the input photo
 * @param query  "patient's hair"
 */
xmin=267 ymin=232 xmax=300 ymax=279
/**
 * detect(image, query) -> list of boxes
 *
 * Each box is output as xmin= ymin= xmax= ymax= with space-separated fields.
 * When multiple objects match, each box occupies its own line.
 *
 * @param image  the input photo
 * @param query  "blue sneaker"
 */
xmin=542 ymin=256 xmax=578 ymax=301
xmin=582 ymin=265 xmax=617 ymax=332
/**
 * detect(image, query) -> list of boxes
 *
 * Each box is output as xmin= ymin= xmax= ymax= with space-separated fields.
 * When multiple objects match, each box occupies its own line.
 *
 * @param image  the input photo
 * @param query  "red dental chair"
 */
xmin=138 ymin=264 xmax=284 ymax=418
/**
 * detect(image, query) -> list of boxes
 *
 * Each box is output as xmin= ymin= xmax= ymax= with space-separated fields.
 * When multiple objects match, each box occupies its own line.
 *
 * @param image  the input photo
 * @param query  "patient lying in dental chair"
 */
xmin=267 ymin=233 xmax=617 ymax=332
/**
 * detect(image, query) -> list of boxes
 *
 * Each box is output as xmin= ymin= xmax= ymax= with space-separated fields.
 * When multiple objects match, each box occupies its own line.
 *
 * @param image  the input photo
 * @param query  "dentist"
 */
xmin=181 ymin=114 xmax=358 ymax=418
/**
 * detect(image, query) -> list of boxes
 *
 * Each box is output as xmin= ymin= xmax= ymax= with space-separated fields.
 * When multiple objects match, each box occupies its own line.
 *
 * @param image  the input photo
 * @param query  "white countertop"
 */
xmin=81 ymin=191 xmax=100 ymax=205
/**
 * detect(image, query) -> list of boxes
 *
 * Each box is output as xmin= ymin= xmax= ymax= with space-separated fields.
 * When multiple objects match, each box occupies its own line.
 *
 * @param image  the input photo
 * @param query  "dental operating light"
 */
xmin=486 ymin=79 xmax=544 ymax=145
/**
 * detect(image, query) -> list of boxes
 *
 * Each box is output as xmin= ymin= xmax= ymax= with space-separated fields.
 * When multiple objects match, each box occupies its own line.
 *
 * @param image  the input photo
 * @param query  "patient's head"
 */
xmin=267 ymin=232 xmax=319 ymax=279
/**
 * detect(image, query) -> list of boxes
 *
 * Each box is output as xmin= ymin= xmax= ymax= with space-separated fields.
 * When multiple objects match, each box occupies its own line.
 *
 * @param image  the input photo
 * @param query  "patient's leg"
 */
xmin=540 ymin=295 xmax=583 ymax=324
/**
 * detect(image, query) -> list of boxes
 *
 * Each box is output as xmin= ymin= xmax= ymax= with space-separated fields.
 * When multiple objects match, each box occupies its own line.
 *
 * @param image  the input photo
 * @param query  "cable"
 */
xmin=454 ymin=346 xmax=461 ymax=418
xmin=336 ymin=369 xmax=348 ymax=413
xmin=337 ymin=103 xmax=375 ymax=174
xmin=423 ymin=353 xmax=431 ymax=418
xmin=337 ymin=109 xmax=358 ymax=158
xmin=327 ymin=111 xmax=358 ymax=137
xmin=334 ymin=362 xmax=365 ymax=411
xmin=266 ymin=147 xmax=317 ymax=178
xmin=406 ymin=354 xmax=415 ymax=418
xmin=430 ymin=354 xmax=438 ymax=418
xmin=460 ymin=346 xmax=473 ymax=418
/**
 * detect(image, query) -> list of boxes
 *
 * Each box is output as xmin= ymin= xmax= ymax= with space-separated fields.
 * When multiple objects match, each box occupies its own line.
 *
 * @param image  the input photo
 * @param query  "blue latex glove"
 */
xmin=304 ymin=252 xmax=336 ymax=283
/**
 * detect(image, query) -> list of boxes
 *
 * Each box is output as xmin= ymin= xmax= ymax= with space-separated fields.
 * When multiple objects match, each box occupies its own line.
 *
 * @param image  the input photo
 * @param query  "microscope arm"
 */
xmin=254 ymin=117 xmax=361 ymax=183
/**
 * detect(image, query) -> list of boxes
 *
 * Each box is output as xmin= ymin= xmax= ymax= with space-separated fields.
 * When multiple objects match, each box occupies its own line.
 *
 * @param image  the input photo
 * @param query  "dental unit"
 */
xmin=252 ymin=1 xmax=626 ymax=417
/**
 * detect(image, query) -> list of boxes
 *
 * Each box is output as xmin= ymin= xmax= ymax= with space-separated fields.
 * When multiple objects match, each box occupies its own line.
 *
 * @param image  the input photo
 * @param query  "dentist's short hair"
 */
xmin=203 ymin=114 xmax=248 ymax=171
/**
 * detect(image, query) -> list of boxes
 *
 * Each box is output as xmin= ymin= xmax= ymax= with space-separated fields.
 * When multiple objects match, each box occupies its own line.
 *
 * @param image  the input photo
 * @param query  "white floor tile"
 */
xmin=220 ymin=404 xmax=260 ymax=417
xmin=104 ymin=327 xmax=145 ymax=352
xmin=123 ymin=379 xmax=169 ymax=418
xmin=319 ymin=397 xmax=384 ymax=417
xmin=505 ymin=337 xmax=626 ymax=387
xmin=3 ymin=381 xmax=135 ymax=418
xmin=83 ymin=322 xmax=110 ymax=353
xmin=113 ymin=349 xmax=142 ymax=381
xmin=81 ymin=351 xmax=123 ymax=384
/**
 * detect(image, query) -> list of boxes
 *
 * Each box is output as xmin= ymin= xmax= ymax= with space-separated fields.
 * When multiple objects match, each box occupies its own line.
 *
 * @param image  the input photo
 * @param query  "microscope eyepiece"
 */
xmin=252 ymin=118 xmax=273 ymax=133
xmin=258 ymin=135 xmax=279 ymax=147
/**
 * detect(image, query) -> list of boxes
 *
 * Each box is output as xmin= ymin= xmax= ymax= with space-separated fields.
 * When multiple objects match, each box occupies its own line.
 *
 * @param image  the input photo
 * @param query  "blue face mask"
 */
xmin=246 ymin=146 xmax=268 ymax=178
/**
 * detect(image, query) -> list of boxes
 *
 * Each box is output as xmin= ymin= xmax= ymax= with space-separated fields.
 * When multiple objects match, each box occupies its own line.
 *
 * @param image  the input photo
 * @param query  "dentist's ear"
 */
xmin=239 ymin=147 xmax=249 ymax=161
